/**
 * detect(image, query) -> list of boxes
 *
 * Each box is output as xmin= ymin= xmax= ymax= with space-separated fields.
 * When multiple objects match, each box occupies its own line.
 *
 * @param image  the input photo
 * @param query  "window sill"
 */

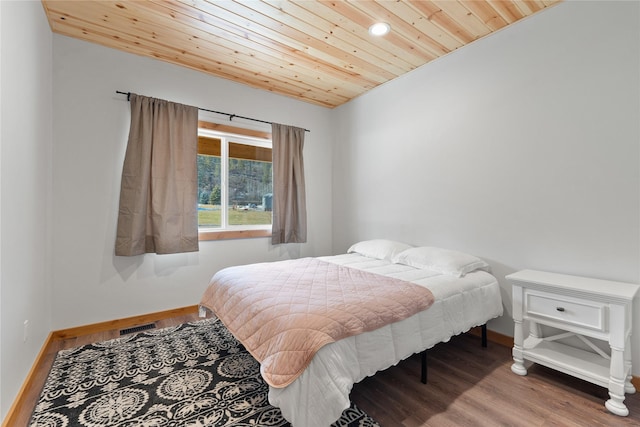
xmin=199 ymin=229 xmax=272 ymax=241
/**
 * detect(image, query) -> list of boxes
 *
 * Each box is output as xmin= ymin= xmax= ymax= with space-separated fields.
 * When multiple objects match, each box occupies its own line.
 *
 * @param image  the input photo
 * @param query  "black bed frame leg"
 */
xmin=481 ymin=324 xmax=487 ymax=348
xmin=420 ymin=325 xmax=486 ymax=384
xmin=421 ymin=350 xmax=427 ymax=384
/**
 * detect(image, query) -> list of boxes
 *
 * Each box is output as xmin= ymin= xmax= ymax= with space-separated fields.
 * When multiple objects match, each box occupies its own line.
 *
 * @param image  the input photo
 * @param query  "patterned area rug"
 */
xmin=29 ymin=317 xmax=379 ymax=427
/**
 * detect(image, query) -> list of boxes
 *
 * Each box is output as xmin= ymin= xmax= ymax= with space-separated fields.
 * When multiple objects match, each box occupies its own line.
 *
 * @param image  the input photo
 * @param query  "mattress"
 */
xmin=267 ymin=253 xmax=504 ymax=427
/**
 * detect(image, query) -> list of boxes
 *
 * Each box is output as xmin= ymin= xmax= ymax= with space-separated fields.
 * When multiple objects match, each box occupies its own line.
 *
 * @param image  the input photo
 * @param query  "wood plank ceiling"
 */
xmin=42 ymin=1 xmax=561 ymax=108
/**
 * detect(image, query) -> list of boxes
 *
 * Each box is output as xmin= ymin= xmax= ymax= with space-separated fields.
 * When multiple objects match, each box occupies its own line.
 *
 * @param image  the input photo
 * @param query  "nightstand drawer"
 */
xmin=525 ymin=290 xmax=606 ymax=332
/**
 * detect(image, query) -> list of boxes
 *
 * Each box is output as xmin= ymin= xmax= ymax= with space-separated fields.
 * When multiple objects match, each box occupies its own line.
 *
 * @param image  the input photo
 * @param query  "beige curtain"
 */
xmin=271 ymin=123 xmax=307 ymax=244
xmin=115 ymin=94 xmax=199 ymax=255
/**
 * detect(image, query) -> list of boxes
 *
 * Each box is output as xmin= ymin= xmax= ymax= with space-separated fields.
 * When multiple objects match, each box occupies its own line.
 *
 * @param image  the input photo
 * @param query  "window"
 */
xmin=197 ymin=122 xmax=273 ymax=240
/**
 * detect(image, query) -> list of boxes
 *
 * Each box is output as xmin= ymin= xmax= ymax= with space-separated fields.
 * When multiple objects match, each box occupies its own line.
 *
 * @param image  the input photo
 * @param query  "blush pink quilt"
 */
xmin=199 ymin=257 xmax=435 ymax=388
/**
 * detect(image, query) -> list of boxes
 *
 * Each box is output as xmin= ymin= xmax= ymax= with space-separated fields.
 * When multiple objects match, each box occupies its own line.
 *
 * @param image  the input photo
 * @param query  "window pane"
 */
xmin=197 ymin=152 xmax=222 ymax=228
xmin=228 ymin=142 xmax=272 ymax=226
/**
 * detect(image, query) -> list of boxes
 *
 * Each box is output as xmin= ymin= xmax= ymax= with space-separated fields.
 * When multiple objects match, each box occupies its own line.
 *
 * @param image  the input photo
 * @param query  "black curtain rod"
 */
xmin=116 ymin=91 xmax=310 ymax=132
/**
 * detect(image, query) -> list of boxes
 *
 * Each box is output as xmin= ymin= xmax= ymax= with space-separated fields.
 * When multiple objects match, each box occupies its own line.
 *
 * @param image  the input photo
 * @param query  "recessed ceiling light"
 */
xmin=368 ymin=22 xmax=390 ymax=36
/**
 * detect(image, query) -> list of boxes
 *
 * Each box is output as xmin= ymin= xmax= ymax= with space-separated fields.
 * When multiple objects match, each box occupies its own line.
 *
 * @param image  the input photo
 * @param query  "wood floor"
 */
xmin=9 ymin=310 xmax=640 ymax=427
xmin=350 ymin=334 xmax=640 ymax=426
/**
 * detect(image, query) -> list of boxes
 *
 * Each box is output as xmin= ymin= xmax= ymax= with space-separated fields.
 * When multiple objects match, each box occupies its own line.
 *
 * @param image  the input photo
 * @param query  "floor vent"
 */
xmin=120 ymin=323 xmax=156 ymax=336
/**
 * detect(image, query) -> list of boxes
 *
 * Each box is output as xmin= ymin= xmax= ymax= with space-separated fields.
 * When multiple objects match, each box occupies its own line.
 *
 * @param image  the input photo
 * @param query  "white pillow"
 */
xmin=392 ymin=246 xmax=490 ymax=277
xmin=347 ymin=239 xmax=413 ymax=261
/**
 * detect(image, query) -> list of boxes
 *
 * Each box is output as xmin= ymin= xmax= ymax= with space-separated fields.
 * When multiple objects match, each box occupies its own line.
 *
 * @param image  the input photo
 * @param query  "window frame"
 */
xmin=197 ymin=121 xmax=273 ymax=241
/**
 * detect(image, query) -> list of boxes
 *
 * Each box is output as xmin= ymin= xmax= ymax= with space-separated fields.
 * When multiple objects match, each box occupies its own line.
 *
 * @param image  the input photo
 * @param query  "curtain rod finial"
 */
xmin=116 ymin=90 xmax=131 ymax=101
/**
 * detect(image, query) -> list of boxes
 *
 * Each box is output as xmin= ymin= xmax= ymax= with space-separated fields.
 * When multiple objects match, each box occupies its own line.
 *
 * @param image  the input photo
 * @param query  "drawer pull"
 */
xmin=556 ymin=307 xmax=565 ymax=312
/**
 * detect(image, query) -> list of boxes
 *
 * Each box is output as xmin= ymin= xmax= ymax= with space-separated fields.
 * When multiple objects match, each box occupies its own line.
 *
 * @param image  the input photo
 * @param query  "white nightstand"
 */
xmin=507 ymin=269 xmax=639 ymax=416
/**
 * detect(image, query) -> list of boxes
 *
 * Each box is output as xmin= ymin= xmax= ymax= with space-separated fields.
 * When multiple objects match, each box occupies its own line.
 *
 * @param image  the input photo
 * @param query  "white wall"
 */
xmin=0 ymin=0 xmax=53 ymax=419
xmin=1 ymin=1 xmax=3 ymax=414
xmin=51 ymin=35 xmax=334 ymax=330
xmin=333 ymin=0 xmax=640 ymax=371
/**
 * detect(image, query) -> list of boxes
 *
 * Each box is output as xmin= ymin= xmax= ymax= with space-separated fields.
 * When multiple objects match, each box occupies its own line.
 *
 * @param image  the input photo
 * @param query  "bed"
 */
xmin=199 ymin=240 xmax=504 ymax=427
